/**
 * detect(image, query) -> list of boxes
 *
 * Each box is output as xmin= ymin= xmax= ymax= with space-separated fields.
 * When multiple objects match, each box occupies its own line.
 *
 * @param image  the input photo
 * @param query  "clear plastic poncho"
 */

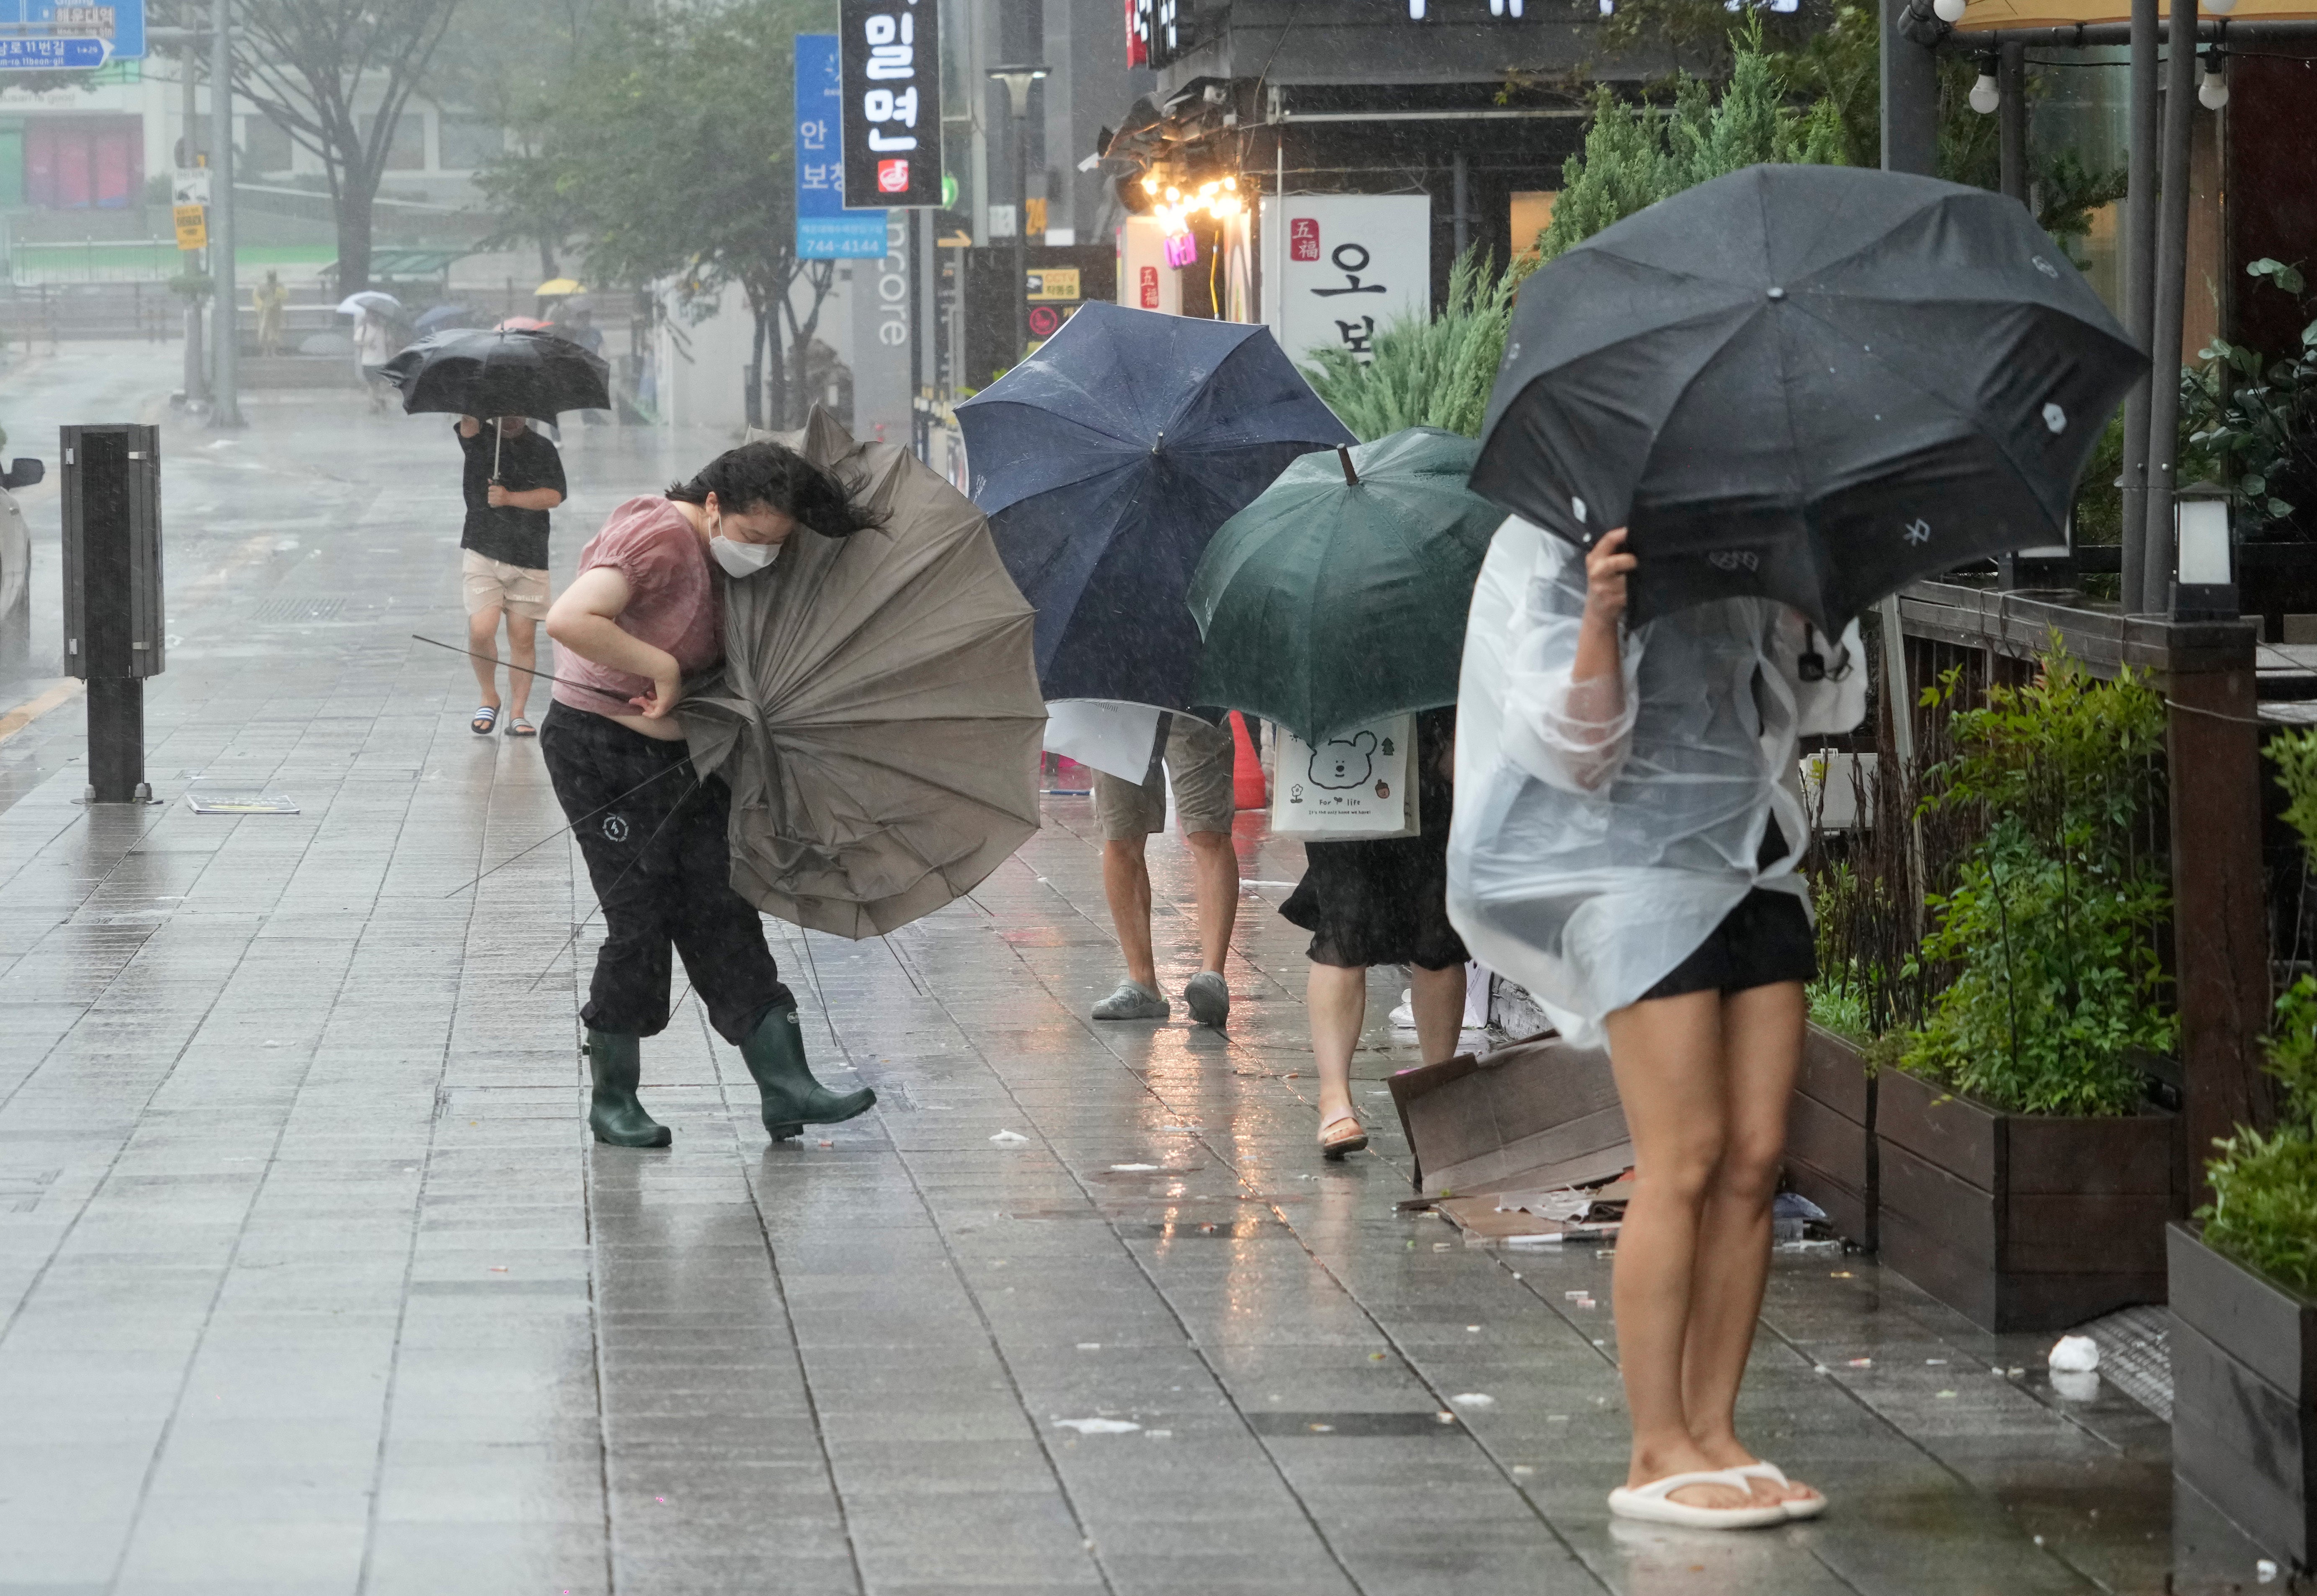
xmin=1446 ymin=516 xmax=1868 ymax=1046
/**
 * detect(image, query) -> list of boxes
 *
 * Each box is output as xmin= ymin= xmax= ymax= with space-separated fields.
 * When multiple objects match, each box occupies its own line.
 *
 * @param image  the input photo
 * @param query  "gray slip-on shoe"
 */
xmin=1092 ymin=980 xmax=1170 ymax=1021
xmin=1184 ymin=970 xmax=1230 ymax=1029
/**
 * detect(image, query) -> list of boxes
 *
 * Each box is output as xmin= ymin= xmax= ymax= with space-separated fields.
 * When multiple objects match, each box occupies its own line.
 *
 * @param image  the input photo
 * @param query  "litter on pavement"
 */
xmin=2048 ymin=1334 xmax=2101 ymax=1373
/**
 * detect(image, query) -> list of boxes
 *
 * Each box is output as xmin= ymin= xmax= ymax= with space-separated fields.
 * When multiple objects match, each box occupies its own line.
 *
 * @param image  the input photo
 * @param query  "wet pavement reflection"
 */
xmin=0 ymin=344 xmax=2175 ymax=1593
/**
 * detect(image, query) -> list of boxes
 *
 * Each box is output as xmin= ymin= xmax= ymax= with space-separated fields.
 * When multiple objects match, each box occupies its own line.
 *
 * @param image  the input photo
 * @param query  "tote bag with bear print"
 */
xmin=1270 ymin=713 xmax=1419 ymax=841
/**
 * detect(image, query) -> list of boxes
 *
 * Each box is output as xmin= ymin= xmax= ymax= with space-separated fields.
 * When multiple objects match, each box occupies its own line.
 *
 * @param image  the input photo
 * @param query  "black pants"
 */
xmin=540 ymin=702 xmax=791 ymax=1041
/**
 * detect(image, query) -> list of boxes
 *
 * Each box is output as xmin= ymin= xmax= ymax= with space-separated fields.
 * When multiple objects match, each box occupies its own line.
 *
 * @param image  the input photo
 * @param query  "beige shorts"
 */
xmin=462 ymin=549 xmax=550 ymax=621
xmin=1093 ymin=713 xmax=1238 ymax=839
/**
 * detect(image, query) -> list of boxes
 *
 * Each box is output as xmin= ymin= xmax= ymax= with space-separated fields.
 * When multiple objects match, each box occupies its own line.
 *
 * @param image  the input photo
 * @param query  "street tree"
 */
xmin=155 ymin=0 xmax=462 ymax=294
xmin=429 ymin=0 xmax=642 ymax=277
xmin=479 ymin=0 xmax=837 ymax=427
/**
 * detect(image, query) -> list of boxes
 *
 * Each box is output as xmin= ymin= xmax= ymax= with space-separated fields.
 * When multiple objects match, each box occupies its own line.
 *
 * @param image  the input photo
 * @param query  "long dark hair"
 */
xmin=666 ymin=441 xmax=883 ymax=537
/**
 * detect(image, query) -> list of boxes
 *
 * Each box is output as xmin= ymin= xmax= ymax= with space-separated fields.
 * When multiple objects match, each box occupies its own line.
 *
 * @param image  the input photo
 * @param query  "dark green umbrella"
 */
xmin=1186 ymin=427 xmax=1501 ymax=746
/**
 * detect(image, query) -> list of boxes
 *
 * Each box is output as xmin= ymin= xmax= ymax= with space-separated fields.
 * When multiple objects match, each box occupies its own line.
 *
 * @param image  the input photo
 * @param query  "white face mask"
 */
xmin=709 ymin=525 xmax=781 ymax=578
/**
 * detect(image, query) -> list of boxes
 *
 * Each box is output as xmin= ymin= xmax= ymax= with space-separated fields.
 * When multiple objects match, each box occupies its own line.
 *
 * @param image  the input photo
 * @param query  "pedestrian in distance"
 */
xmin=455 ymin=414 xmax=566 ymax=737
xmin=1282 ymin=706 xmax=1467 ymax=1158
xmin=353 ymin=306 xmax=399 ymax=412
xmin=1447 ymin=521 xmax=1866 ymax=1530
xmin=540 ymin=440 xmax=882 ymax=1149
xmin=1089 ymin=715 xmax=1239 ymax=1028
xmin=253 ymin=270 xmax=289 ymax=359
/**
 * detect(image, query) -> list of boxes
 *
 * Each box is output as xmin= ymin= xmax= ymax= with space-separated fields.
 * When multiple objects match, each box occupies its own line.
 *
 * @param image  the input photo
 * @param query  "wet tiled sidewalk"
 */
xmin=0 ymin=373 xmax=2174 ymax=1594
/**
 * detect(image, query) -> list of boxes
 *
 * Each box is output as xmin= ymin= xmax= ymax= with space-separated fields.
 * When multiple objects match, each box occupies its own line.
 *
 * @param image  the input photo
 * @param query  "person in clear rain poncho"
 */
xmin=1447 ymin=515 xmax=1865 ymax=1530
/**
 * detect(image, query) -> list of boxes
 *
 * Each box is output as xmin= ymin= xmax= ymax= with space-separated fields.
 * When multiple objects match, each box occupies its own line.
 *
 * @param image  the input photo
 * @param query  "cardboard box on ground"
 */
xmin=1388 ymin=1032 xmax=1635 ymax=1241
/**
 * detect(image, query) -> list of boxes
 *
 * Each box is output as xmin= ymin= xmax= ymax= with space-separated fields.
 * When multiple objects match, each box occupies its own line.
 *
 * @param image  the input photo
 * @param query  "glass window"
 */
xmin=439 ymin=118 xmax=504 ymax=172
xmin=1509 ymin=191 xmax=1557 ymax=260
xmin=243 ymin=115 xmax=294 ymax=174
xmin=364 ymin=111 xmax=426 ymax=170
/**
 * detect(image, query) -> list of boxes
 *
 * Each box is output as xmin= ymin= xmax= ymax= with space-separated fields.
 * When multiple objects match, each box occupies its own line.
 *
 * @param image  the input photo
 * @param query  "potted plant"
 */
xmin=2168 ymin=731 xmax=2317 ymax=1570
xmin=1875 ymin=649 xmax=2180 ymax=1332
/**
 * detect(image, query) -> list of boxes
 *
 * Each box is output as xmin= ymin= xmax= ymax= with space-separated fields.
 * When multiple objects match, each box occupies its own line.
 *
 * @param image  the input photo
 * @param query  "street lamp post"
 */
xmin=987 ymin=65 xmax=1048 ymax=367
xmin=209 ymin=0 xmax=242 ymax=427
xmin=178 ymin=39 xmax=206 ymax=407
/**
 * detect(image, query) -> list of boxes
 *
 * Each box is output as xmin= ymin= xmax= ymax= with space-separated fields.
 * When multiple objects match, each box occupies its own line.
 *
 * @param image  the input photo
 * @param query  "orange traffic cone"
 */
xmin=1230 ymin=712 xmax=1267 ymax=811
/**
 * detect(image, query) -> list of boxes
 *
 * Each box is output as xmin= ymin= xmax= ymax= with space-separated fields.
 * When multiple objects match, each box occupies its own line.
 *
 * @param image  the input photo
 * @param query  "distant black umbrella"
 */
xmin=1471 ymin=164 xmax=2147 ymax=633
xmin=382 ymin=327 xmax=611 ymax=424
xmin=413 ymin=302 xmax=477 ymax=337
xmin=956 ymin=303 xmax=1354 ymax=709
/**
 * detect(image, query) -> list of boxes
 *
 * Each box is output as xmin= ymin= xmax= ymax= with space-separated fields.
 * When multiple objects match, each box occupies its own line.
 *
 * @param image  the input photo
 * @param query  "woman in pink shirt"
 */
xmin=541 ymin=441 xmax=881 ymax=1148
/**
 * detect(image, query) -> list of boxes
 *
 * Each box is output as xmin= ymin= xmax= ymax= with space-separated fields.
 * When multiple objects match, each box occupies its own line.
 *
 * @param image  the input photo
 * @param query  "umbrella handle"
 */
xmin=492 ymin=417 xmax=503 ymax=483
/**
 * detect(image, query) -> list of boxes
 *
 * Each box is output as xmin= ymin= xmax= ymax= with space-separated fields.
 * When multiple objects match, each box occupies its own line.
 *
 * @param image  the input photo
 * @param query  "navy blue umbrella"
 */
xmin=958 ymin=304 xmax=1354 ymax=709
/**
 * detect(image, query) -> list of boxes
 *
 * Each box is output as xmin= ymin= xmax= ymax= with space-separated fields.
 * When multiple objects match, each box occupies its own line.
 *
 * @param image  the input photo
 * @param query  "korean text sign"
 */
xmin=839 ymin=0 xmax=940 ymax=210
xmin=0 ymin=3 xmax=146 ymax=59
xmin=1258 ymin=195 xmax=1430 ymax=368
xmin=795 ymin=35 xmax=887 ymax=259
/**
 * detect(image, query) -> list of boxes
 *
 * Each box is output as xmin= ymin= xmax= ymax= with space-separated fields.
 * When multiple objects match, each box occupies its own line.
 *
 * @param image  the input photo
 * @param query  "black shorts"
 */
xmin=1638 ymin=887 xmax=1817 ymax=1002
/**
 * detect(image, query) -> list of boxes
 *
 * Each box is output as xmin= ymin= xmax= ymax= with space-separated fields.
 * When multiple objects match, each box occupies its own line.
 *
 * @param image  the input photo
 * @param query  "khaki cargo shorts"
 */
xmin=462 ymin=548 xmax=551 ymax=621
xmin=1093 ymin=713 xmax=1238 ymax=840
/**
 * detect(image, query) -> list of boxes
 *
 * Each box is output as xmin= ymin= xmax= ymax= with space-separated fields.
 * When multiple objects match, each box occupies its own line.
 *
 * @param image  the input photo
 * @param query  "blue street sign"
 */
xmin=0 ymin=35 xmax=106 ymax=69
xmin=795 ymin=34 xmax=886 ymax=261
xmin=0 ymin=2 xmax=146 ymax=62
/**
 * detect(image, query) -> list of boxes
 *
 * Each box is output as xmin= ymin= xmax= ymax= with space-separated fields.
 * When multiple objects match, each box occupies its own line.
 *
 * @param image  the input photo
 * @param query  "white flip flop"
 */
xmin=1735 ymin=1461 xmax=1827 ymax=1520
xmin=1607 ymin=1468 xmax=1791 ymax=1529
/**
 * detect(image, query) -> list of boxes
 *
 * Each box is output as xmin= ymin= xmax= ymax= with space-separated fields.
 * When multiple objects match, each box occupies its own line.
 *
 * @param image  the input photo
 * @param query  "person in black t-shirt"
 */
xmin=456 ymin=415 xmax=566 ymax=735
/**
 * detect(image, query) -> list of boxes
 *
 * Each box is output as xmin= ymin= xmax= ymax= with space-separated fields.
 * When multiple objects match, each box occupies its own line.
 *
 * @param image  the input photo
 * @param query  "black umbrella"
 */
xmin=384 ymin=326 xmax=612 ymax=477
xmin=1471 ymin=164 xmax=2147 ymax=632
xmin=383 ymin=327 xmax=611 ymax=424
xmin=956 ymin=302 xmax=1353 ymax=708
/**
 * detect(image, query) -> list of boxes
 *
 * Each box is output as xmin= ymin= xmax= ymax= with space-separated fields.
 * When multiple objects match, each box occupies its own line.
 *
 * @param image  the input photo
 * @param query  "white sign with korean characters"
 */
xmin=1260 ymin=194 xmax=1431 ymax=368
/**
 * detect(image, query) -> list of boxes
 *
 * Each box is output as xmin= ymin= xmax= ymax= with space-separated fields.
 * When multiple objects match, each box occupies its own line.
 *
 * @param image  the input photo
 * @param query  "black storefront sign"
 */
xmin=839 ymin=0 xmax=941 ymax=210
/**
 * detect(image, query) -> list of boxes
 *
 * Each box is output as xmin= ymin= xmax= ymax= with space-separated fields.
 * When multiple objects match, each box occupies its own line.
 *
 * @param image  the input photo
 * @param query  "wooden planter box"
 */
xmin=2170 ymin=1223 xmax=2317 ymax=1571
xmin=1874 ymin=1067 xmax=2175 ymax=1332
xmin=1783 ymin=1025 xmax=1876 ymax=1249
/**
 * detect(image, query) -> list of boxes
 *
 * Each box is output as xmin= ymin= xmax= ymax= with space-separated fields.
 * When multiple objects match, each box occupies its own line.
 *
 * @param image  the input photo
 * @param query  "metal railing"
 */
xmin=10 ymin=239 xmax=182 ymax=286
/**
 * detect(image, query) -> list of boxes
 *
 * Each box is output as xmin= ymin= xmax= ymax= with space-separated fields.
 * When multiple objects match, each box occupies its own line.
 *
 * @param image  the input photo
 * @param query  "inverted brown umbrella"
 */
xmin=680 ymin=407 xmax=1046 ymax=938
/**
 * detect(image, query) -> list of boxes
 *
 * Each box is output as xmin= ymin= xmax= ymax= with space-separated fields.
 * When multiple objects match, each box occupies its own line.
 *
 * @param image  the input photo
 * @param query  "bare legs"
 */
xmin=1184 ymin=829 xmax=1239 ymax=973
xmin=1601 ymin=980 xmax=1817 ymax=1511
xmin=1309 ymin=962 xmax=1467 ymax=1136
xmin=466 ymin=609 xmax=539 ymax=724
xmin=504 ymin=615 xmax=536 ymax=723
xmin=1307 ymin=964 xmax=1366 ymax=1130
xmin=1101 ymin=838 xmax=1159 ymax=991
xmin=467 ymin=605 xmax=504 ymax=714
xmin=1100 ymin=826 xmax=1238 ymax=993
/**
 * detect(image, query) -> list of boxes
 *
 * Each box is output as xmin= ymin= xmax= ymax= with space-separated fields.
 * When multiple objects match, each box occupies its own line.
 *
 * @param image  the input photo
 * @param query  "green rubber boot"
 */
xmin=586 ymin=1030 xmax=672 ymax=1148
xmin=739 ymin=1002 xmax=876 ymax=1140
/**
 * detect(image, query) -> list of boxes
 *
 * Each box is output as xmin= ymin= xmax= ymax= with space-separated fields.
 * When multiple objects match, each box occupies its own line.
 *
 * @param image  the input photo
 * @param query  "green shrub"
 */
xmin=2201 ymin=1125 xmax=2317 ymax=1297
xmin=1313 ymin=21 xmax=1843 ymax=441
xmin=2197 ymin=731 xmax=2317 ymax=1297
xmin=1536 ymin=23 xmax=1843 ymax=266
xmin=1807 ymin=978 xmax=1872 ymax=1045
xmin=1899 ymin=649 xmax=2174 ymax=1115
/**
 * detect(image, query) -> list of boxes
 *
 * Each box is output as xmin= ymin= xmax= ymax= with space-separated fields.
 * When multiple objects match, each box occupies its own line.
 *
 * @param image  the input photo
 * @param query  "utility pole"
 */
xmin=179 ymin=38 xmax=206 ymax=407
xmin=209 ymin=0 xmax=242 ymax=427
xmin=988 ymin=65 xmax=1048 ymax=366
